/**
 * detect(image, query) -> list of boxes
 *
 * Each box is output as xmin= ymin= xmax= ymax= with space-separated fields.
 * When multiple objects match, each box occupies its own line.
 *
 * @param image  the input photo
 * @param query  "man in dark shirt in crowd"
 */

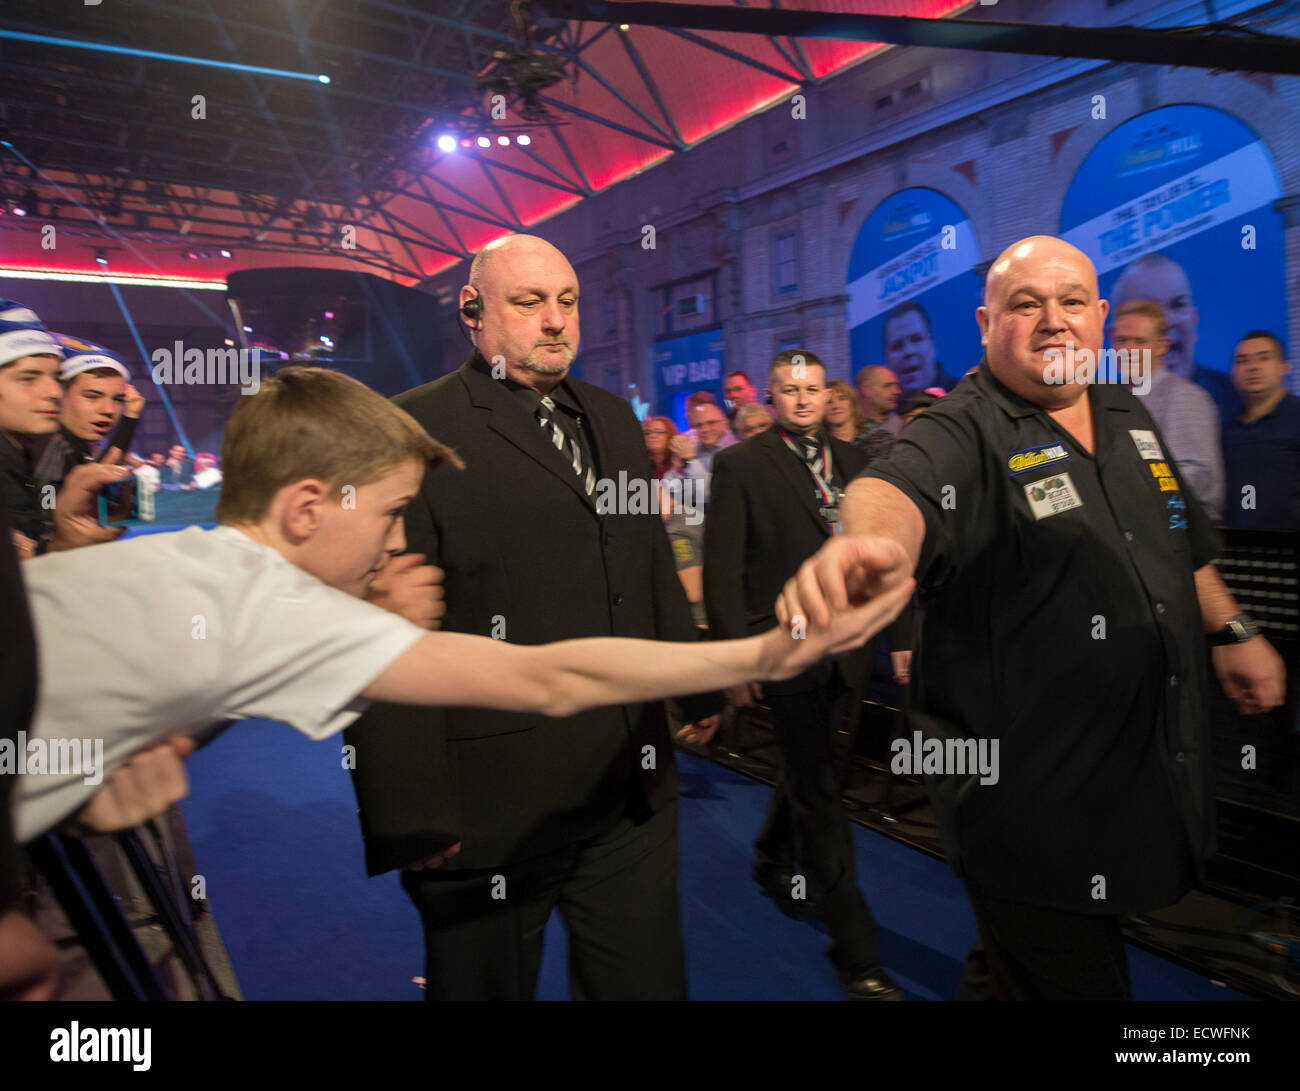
xmin=1221 ymin=331 xmax=1300 ymax=532
xmin=778 ymin=235 xmax=1285 ymax=1000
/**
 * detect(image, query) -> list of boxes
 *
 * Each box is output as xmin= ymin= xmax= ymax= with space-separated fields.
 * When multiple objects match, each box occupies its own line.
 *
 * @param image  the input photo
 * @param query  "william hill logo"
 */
xmin=1008 ymin=444 xmax=1069 ymax=475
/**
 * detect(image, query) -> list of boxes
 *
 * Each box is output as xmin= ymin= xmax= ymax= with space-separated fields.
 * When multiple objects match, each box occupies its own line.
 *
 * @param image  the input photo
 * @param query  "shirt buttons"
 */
xmin=1155 ymin=603 xmax=1166 ymax=615
xmin=1169 ymin=675 xmax=1179 ymax=688
xmin=612 ymin=592 xmax=624 ymax=606
xmin=1124 ymin=530 xmax=1134 ymax=542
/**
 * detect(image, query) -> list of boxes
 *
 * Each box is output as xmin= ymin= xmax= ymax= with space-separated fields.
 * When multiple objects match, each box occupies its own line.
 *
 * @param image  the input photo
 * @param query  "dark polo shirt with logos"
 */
xmin=863 ymin=361 xmax=1219 ymax=914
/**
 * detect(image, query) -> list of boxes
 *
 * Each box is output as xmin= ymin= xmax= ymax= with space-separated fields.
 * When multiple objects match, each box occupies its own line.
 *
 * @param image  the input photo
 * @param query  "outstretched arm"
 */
xmin=362 ymin=577 xmax=913 ymax=718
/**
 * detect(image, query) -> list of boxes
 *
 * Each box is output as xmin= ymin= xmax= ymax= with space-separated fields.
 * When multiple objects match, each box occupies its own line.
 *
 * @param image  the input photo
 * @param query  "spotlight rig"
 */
xmin=474 ymin=0 xmax=568 ymax=123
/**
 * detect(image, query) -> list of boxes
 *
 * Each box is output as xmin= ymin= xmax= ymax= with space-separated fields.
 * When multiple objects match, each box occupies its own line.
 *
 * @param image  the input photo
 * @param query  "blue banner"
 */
xmin=653 ymin=328 xmax=725 ymax=429
xmin=1060 ymin=105 xmax=1284 ymax=418
xmin=846 ymin=187 xmax=983 ymax=397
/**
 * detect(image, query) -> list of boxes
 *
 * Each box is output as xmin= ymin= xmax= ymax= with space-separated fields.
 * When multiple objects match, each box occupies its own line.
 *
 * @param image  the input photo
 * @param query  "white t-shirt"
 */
xmin=14 ymin=525 xmax=426 ymax=842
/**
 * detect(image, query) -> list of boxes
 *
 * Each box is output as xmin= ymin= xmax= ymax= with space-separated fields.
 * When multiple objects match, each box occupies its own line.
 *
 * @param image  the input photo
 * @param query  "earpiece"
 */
xmin=765 ymin=389 xmax=773 ymax=405
xmin=460 ymin=291 xmax=482 ymax=327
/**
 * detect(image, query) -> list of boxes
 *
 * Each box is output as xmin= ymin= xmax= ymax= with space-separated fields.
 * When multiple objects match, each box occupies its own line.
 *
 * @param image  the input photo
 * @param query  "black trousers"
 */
xmin=959 ymin=885 xmax=1132 ymax=1001
xmin=754 ymin=675 xmax=881 ymax=973
xmin=401 ymin=801 xmax=686 ymax=1001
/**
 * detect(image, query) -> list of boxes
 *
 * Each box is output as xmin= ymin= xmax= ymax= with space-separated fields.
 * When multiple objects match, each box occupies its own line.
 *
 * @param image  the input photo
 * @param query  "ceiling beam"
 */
xmin=540 ymin=1 xmax=1300 ymax=76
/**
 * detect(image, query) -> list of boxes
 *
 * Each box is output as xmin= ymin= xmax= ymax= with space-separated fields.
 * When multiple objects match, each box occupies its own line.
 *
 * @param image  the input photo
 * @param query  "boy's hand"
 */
xmin=366 ymin=554 xmax=445 ymax=630
xmin=763 ymin=573 xmax=914 ymax=681
xmin=776 ymin=536 xmax=914 ymax=630
xmin=64 ymin=737 xmax=196 ymax=836
xmin=47 ymin=464 xmax=128 ymax=552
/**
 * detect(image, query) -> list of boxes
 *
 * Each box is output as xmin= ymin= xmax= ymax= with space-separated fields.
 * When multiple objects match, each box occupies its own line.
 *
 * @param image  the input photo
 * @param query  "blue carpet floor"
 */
xmin=178 ymin=720 xmax=1247 ymax=1001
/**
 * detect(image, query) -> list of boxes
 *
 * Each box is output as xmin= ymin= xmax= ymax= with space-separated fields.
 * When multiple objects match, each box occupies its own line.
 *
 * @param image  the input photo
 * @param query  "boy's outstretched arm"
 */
xmin=362 ymin=576 xmax=914 ymax=718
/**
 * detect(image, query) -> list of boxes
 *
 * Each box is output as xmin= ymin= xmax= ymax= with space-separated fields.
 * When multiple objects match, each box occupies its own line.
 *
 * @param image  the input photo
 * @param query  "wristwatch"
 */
xmin=1210 ymin=614 xmax=1260 ymax=646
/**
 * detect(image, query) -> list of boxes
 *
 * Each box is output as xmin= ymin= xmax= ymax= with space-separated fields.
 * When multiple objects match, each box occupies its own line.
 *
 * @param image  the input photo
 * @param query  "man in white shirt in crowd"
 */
xmin=1111 ymin=299 xmax=1225 ymax=523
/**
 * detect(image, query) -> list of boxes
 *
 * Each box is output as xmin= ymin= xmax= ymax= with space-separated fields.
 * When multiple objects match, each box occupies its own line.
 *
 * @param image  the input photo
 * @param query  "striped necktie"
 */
xmin=537 ymin=395 xmax=596 ymax=496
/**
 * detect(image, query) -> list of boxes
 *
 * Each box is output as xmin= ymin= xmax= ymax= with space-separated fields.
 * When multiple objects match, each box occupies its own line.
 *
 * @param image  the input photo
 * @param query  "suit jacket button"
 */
xmin=612 ymin=592 xmax=624 ymax=606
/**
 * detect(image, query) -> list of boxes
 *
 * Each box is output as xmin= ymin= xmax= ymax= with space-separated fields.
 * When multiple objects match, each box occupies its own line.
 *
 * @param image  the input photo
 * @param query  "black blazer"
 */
xmin=703 ymin=428 xmax=871 ymax=696
xmin=345 ymin=353 xmax=718 ymax=875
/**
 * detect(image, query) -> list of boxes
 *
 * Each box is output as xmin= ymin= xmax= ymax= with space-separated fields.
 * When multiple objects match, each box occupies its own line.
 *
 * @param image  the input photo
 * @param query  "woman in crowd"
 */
xmin=825 ymin=379 xmax=866 ymax=444
xmin=643 ymin=415 xmax=683 ymax=479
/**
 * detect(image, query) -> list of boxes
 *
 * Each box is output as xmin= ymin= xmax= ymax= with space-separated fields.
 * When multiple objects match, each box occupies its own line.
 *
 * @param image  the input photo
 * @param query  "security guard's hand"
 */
xmin=725 ymin=682 xmax=762 ymax=708
xmin=677 ymin=713 xmax=721 ymax=746
xmin=891 ymin=650 xmax=912 ymax=686
xmin=776 ymin=535 xmax=913 ymax=630
xmin=11 ymin=531 xmax=36 ymax=562
xmin=1212 ymin=637 xmax=1285 ymax=716
xmin=404 ymin=843 xmax=462 ymax=871
xmin=365 ymin=553 xmax=445 ymax=630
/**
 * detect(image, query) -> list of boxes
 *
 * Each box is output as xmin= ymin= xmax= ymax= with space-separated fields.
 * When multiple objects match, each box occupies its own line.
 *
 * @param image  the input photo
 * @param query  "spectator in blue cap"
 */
xmin=0 ymin=300 xmax=64 ymax=557
xmin=31 ymin=334 xmax=146 ymax=504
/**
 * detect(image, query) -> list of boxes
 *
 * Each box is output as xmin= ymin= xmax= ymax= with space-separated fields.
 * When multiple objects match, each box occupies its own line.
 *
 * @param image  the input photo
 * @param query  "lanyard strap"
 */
xmin=776 ymin=427 xmax=836 ymax=504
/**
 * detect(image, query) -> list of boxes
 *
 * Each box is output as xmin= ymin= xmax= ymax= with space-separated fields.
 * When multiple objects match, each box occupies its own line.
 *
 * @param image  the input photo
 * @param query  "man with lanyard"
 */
xmin=705 ymin=349 xmax=900 ymax=1000
xmin=776 ymin=236 xmax=1285 ymax=1000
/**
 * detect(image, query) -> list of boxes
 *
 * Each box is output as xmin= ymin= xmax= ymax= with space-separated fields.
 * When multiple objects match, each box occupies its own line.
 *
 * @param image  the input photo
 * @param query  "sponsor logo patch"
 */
xmin=1008 ymin=442 xmax=1070 ymax=476
xmin=1023 ymin=472 xmax=1083 ymax=520
xmin=1149 ymin=461 xmax=1180 ymax=492
xmin=1130 ymin=429 xmax=1164 ymax=460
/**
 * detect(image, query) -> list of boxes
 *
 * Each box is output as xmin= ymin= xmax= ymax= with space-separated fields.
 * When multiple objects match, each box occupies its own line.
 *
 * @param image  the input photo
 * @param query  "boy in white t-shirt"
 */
xmin=16 ymin=367 xmax=912 ymax=842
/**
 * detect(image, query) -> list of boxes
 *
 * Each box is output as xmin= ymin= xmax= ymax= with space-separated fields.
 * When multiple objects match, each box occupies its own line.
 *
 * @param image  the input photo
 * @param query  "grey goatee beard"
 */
xmin=520 ymin=344 xmax=575 ymax=376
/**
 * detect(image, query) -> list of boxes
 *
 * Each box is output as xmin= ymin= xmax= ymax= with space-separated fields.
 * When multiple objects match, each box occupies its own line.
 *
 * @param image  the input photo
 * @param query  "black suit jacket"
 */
xmin=703 ymin=428 xmax=871 ymax=696
xmin=346 ymin=353 xmax=719 ymax=875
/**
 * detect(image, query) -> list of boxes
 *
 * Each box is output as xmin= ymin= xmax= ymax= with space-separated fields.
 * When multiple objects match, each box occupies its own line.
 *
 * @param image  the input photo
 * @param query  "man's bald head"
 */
xmin=1110 ymin=252 xmax=1198 ymax=379
xmin=983 ymin=236 xmax=1098 ymax=306
xmin=460 ymin=234 xmax=581 ymax=393
xmin=468 ymin=234 xmax=571 ymax=292
xmin=855 ymin=365 xmax=899 ymax=418
xmin=977 ymin=235 xmax=1108 ymax=408
xmin=1111 ymin=253 xmax=1190 ymax=307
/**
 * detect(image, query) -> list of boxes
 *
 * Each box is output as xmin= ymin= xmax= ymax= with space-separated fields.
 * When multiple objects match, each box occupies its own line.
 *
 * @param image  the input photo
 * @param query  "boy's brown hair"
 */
xmin=216 ymin=366 xmax=461 ymax=523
